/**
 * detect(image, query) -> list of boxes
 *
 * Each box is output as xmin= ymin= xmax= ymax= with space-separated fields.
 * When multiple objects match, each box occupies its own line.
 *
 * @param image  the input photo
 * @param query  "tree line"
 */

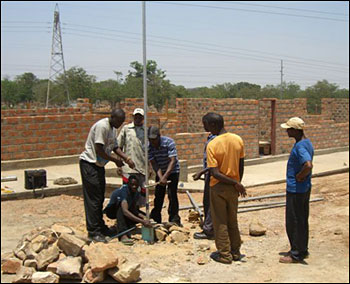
xmin=1 ymin=60 xmax=348 ymax=114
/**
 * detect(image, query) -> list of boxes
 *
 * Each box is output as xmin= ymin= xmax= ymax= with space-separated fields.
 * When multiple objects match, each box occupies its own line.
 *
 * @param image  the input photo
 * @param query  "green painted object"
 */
xmin=141 ymin=226 xmax=155 ymax=243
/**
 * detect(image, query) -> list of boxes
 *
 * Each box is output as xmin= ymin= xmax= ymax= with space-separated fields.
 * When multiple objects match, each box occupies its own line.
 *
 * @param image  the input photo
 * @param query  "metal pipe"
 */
xmin=142 ymin=1 xmax=149 ymax=220
xmin=239 ymin=193 xmax=286 ymax=202
xmin=238 ymin=198 xmax=324 ymax=209
xmin=238 ymin=198 xmax=324 ymax=213
xmin=179 ymin=192 xmax=287 ymax=211
xmin=1 ymin=176 xmax=17 ymax=182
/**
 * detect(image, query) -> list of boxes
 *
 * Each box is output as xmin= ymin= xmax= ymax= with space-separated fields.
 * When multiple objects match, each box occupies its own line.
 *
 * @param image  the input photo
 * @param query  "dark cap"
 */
xmin=148 ymin=126 xmax=160 ymax=139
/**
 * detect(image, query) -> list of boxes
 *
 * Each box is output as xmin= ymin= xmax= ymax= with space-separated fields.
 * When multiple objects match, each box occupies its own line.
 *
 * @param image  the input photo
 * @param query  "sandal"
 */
xmin=121 ymin=238 xmax=134 ymax=246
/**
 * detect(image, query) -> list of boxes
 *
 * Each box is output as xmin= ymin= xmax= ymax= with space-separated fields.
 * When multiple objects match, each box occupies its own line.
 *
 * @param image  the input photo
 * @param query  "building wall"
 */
xmin=1 ymin=98 xmax=349 ymax=165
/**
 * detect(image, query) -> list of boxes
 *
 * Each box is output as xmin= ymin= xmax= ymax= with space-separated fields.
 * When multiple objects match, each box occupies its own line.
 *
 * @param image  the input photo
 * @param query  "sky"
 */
xmin=1 ymin=1 xmax=349 ymax=90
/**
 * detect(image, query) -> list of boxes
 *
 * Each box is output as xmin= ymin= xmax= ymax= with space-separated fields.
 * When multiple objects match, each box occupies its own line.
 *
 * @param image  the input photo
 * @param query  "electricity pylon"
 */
xmin=46 ymin=3 xmax=70 ymax=108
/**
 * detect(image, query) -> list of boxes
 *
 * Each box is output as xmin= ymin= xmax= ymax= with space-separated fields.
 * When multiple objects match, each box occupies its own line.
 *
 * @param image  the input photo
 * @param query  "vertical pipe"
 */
xmin=142 ymin=1 xmax=149 ymax=219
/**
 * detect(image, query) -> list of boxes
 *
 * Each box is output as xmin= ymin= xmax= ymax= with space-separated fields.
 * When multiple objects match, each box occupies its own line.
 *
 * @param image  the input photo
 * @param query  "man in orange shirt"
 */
xmin=206 ymin=113 xmax=246 ymax=264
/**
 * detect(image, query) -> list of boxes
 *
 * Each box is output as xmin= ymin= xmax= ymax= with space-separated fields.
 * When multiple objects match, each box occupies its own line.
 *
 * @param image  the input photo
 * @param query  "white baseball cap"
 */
xmin=133 ymin=108 xmax=144 ymax=116
xmin=281 ymin=117 xmax=305 ymax=130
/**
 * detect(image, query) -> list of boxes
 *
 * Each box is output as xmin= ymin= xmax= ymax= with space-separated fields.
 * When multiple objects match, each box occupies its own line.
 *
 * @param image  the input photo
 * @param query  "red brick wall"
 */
xmin=1 ymin=97 xmax=348 ymax=164
xmin=1 ymin=113 xmax=106 ymax=160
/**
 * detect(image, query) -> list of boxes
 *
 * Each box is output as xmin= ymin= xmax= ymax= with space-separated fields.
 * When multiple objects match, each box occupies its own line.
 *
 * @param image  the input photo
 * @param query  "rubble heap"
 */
xmin=1 ymin=224 xmax=141 ymax=283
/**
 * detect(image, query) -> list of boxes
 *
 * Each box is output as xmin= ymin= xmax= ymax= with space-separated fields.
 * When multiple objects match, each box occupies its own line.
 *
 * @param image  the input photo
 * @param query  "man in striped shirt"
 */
xmin=148 ymin=126 xmax=181 ymax=226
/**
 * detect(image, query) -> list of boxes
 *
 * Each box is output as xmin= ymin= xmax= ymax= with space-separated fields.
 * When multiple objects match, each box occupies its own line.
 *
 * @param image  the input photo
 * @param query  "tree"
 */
xmin=126 ymin=60 xmax=169 ymax=111
xmin=56 ymin=67 xmax=96 ymax=101
xmin=15 ymin=72 xmax=39 ymax=103
xmin=1 ymin=77 xmax=18 ymax=106
xmin=92 ymin=79 xmax=125 ymax=109
xmin=303 ymin=80 xmax=339 ymax=113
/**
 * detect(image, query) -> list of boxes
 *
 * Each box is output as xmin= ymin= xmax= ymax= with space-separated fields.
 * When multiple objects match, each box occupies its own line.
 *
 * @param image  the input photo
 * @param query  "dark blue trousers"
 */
xmin=286 ymin=189 xmax=311 ymax=261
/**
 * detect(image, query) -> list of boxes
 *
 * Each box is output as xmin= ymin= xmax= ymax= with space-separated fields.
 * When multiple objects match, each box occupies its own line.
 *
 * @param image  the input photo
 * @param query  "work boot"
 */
xmin=88 ymin=233 xmax=108 ymax=243
xmin=194 ymin=231 xmax=214 ymax=240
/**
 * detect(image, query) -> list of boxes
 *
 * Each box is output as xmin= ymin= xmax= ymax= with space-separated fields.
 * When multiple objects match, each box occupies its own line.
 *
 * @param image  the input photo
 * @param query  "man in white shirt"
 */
xmin=80 ymin=109 xmax=135 ymax=243
xmin=116 ymin=108 xmax=152 ymax=207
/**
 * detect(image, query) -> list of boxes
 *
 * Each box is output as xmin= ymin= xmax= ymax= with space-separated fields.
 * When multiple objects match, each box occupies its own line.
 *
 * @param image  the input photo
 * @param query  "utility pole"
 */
xmin=280 ymin=59 xmax=284 ymax=99
xmin=46 ymin=3 xmax=69 ymax=108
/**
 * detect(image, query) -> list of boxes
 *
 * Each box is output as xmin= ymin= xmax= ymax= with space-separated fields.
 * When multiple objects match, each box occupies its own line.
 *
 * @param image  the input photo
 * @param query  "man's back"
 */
xmin=207 ymin=133 xmax=245 ymax=186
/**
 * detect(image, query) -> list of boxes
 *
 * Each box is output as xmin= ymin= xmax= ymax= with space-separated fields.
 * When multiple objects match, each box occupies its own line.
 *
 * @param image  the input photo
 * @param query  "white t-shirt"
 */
xmin=80 ymin=118 xmax=117 ymax=167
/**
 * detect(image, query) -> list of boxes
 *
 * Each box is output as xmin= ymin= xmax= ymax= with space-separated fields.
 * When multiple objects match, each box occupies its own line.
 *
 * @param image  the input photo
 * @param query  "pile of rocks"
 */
xmin=1 ymin=224 xmax=140 ymax=283
xmin=154 ymin=223 xmax=190 ymax=244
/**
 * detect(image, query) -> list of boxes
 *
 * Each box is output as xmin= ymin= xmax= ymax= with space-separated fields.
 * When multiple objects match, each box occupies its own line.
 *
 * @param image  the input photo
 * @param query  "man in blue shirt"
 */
xmin=103 ymin=175 xmax=151 ymax=245
xmin=279 ymin=117 xmax=314 ymax=263
xmin=148 ymin=126 xmax=181 ymax=226
xmin=192 ymin=113 xmax=216 ymax=240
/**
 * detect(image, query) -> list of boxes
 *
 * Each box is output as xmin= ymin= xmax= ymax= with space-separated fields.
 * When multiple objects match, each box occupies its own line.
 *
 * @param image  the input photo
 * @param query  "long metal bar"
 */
xmin=238 ymin=198 xmax=324 ymax=209
xmin=186 ymin=190 xmax=204 ymax=225
xmin=1 ymin=176 xmax=17 ymax=182
xmin=179 ymin=192 xmax=287 ymax=211
xmin=142 ymin=1 xmax=149 ymax=220
xmin=238 ymin=198 xmax=324 ymax=213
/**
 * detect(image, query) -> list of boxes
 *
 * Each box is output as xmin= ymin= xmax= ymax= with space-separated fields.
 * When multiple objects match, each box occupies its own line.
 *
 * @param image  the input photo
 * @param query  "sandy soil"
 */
xmin=1 ymin=173 xmax=349 ymax=283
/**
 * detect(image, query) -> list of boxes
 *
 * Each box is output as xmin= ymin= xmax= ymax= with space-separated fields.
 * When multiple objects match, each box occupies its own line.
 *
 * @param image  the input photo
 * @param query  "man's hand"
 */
xmin=142 ymin=219 xmax=152 ymax=227
xmin=192 ymin=172 xmax=201 ymax=181
xmin=116 ymin=167 xmax=123 ymax=177
xmin=126 ymin=158 xmax=135 ymax=169
xmin=296 ymin=173 xmax=306 ymax=182
xmin=159 ymin=176 xmax=168 ymax=186
xmin=234 ymin=182 xmax=247 ymax=197
xmin=115 ymin=159 xmax=124 ymax=168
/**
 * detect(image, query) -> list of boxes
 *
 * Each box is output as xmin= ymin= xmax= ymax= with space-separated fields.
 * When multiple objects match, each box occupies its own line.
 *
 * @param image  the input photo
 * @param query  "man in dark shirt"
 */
xmin=148 ymin=126 xmax=181 ymax=226
xmin=104 ymin=175 xmax=151 ymax=245
xmin=192 ymin=113 xmax=216 ymax=240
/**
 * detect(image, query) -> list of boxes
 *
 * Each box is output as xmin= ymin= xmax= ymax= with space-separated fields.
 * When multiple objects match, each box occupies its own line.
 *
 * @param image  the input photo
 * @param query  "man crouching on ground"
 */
xmin=103 ymin=175 xmax=151 ymax=245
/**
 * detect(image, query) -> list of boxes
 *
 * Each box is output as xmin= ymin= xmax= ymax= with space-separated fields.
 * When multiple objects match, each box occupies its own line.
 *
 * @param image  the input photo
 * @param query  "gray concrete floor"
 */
xmin=1 ymin=150 xmax=348 ymax=199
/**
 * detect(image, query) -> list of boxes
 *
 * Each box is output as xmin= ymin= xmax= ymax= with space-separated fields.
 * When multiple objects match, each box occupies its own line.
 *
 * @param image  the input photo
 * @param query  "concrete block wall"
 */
xmin=174 ymin=132 xmax=209 ymax=166
xmin=1 ymin=97 xmax=348 ymax=163
xmin=322 ymin=98 xmax=349 ymax=123
xmin=258 ymin=100 xmax=272 ymax=142
xmin=0 ymin=107 xmax=86 ymax=118
xmin=275 ymin=98 xmax=349 ymax=154
xmin=1 ymin=113 xmax=105 ymax=160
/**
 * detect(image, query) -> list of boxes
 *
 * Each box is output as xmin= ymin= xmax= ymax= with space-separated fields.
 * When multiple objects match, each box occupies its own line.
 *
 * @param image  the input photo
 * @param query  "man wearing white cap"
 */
xmin=116 ymin=108 xmax=150 ymax=207
xmin=279 ymin=117 xmax=314 ymax=264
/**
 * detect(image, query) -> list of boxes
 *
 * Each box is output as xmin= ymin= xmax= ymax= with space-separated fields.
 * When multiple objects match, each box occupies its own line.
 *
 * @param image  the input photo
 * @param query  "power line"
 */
xmin=61 ymin=28 xmax=349 ymax=73
xmin=220 ymin=1 xmax=349 ymax=16
xmin=150 ymin=2 xmax=349 ymax=22
xmin=4 ymin=21 xmax=348 ymax=69
xmin=62 ymin=22 xmax=349 ymax=69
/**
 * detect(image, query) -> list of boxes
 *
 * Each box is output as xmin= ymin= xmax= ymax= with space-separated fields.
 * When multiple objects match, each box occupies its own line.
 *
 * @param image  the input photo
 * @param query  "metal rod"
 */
xmin=238 ymin=198 xmax=324 ymax=209
xmin=186 ymin=190 xmax=204 ymax=225
xmin=239 ymin=193 xmax=286 ymax=202
xmin=142 ymin=1 xmax=149 ymax=220
xmin=1 ymin=176 xmax=17 ymax=182
xmin=179 ymin=192 xmax=287 ymax=211
xmin=238 ymin=198 xmax=324 ymax=213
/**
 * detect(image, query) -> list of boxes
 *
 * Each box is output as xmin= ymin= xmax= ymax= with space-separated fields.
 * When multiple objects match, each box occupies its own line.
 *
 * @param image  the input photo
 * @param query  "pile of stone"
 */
xmin=1 ymin=224 xmax=140 ymax=283
xmin=154 ymin=223 xmax=190 ymax=244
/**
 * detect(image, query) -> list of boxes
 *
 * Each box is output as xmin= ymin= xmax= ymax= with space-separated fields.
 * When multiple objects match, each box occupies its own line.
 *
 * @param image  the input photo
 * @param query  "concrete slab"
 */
xmin=1 ymin=150 xmax=349 ymax=201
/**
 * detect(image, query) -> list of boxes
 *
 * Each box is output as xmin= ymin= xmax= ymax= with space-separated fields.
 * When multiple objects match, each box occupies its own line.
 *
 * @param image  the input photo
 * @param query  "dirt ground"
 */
xmin=1 ymin=173 xmax=349 ymax=283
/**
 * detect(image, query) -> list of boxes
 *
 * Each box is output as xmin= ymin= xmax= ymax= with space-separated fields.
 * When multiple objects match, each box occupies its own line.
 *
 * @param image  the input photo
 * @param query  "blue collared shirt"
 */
xmin=203 ymin=134 xmax=217 ymax=169
xmin=286 ymin=138 xmax=314 ymax=193
xmin=148 ymin=136 xmax=180 ymax=174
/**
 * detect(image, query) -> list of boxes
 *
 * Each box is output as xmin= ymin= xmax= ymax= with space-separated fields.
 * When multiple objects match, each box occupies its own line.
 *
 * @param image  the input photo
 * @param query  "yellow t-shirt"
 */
xmin=206 ymin=133 xmax=245 ymax=187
